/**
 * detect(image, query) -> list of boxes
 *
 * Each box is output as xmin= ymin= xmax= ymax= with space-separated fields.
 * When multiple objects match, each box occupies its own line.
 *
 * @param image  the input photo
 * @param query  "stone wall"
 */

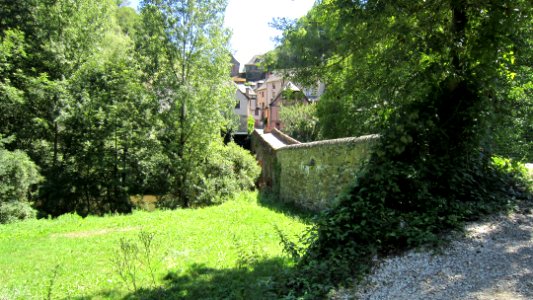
xmin=277 ymin=135 xmax=378 ymax=210
xmin=251 ymin=130 xmax=278 ymax=191
xmin=252 ymin=129 xmax=378 ymax=211
xmin=270 ymin=128 xmax=301 ymax=145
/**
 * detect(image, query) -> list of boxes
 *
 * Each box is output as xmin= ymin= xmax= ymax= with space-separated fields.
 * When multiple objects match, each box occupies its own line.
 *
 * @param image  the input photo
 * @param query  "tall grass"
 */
xmin=0 ymin=191 xmax=309 ymax=299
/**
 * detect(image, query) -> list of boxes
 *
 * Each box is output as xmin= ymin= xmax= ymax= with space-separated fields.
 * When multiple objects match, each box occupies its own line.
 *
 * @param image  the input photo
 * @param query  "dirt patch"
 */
xmin=52 ymin=226 xmax=140 ymax=238
xmin=130 ymin=195 xmax=159 ymax=211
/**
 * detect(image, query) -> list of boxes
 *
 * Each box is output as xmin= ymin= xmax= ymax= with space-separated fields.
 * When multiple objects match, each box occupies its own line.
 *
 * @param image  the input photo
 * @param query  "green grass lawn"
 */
xmin=0 ymin=192 xmax=310 ymax=299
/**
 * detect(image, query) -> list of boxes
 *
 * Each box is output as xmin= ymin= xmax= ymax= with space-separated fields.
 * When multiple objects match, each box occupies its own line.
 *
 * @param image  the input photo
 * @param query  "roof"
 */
xmin=265 ymin=73 xmax=284 ymax=83
xmin=230 ymin=54 xmax=239 ymax=65
xmin=235 ymin=83 xmax=256 ymax=98
xmin=246 ymin=54 xmax=264 ymax=65
xmin=285 ymin=81 xmax=301 ymax=92
xmin=270 ymin=81 xmax=309 ymax=106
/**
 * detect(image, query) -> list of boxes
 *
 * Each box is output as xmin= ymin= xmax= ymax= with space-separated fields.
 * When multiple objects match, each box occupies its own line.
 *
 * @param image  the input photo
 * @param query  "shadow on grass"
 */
xmin=256 ymin=189 xmax=316 ymax=224
xmin=123 ymin=257 xmax=293 ymax=300
xmin=69 ymin=289 xmax=124 ymax=300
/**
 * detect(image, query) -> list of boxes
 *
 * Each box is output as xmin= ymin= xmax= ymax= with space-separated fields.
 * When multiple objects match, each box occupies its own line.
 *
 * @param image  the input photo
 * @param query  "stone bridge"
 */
xmin=251 ymin=128 xmax=378 ymax=211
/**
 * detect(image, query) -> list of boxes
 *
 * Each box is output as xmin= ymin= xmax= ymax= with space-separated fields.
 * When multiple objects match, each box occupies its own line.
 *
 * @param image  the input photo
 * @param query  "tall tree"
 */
xmin=274 ymin=0 xmax=533 ymax=296
xmin=0 ymin=0 xmax=166 ymax=215
xmin=138 ymin=0 xmax=235 ymax=208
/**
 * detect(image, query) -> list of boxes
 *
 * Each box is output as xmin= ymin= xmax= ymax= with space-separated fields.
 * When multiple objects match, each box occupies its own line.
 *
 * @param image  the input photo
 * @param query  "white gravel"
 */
xmin=334 ymin=203 xmax=533 ymax=300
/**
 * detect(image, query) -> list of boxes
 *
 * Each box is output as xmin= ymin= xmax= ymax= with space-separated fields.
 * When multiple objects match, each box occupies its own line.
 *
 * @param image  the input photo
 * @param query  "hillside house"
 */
xmin=252 ymin=73 xmax=310 ymax=131
xmin=230 ymin=54 xmax=240 ymax=77
xmin=243 ymin=55 xmax=266 ymax=82
xmin=267 ymin=81 xmax=310 ymax=131
xmin=234 ymin=54 xmax=324 ymax=133
xmin=234 ymin=83 xmax=257 ymax=133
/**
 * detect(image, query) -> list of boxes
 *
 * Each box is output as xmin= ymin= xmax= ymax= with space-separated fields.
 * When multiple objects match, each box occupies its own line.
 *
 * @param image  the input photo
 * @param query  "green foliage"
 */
xmin=173 ymin=142 xmax=260 ymax=207
xmin=0 ymin=201 xmax=37 ymax=224
xmin=0 ymin=136 xmax=41 ymax=203
xmin=488 ymin=69 xmax=533 ymax=162
xmin=273 ymin=0 xmax=533 ymax=297
xmin=279 ymin=103 xmax=320 ymax=142
xmin=0 ymin=0 xmax=159 ymax=216
xmin=491 ymin=156 xmax=532 ymax=193
xmin=274 ymin=0 xmax=533 ymax=146
xmin=247 ymin=115 xmax=255 ymax=134
xmin=137 ymin=0 xmax=236 ymax=208
xmin=0 ymin=0 xmax=241 ymax=216
xmin=0 ymin=136 xmax=40 ymax=223
xmin=115 ymin=6 xmax=140 ymax=38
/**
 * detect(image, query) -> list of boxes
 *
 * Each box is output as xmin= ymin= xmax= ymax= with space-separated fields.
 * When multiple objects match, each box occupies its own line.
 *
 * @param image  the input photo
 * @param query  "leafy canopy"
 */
xmin=272 ymin=0 xmax=533 ymax=297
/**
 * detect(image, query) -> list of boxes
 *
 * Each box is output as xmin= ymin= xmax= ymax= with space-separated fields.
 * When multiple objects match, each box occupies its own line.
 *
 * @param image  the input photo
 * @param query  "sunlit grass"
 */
xmin=0 ymin=191 xmax=310 ymax=299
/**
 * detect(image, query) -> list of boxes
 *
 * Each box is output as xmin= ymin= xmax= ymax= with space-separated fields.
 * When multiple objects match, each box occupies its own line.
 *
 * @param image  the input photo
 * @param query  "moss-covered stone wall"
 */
xmin=251 ymin=130 xmax=278 ymax=191
xmin=251 ymin=129 xmax=378 ymax=211
xmin=277 ymin=135 xmax=378 ymax=211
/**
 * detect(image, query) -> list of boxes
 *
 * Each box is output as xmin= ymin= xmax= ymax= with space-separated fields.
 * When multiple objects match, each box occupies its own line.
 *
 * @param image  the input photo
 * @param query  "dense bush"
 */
xmin=0 ymin=201 xmax=37 ymax=224
xmin=0 ymin=136 xmax=40 ymax=223
xmin=279 ymin=103 xmax=321 ymax=142
xmin=247 ymin=115 xmax=255 ymax=134
xmin=160 ymin=142 xmax=260 ymax=207
xmin=491 ymin=156 xmax=532 ymax=194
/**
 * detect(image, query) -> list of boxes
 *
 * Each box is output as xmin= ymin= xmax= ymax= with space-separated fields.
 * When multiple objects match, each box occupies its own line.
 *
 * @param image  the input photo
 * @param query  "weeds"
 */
xmin=139 ymin=230 xmax=158 ymax=286
xmin=45 ymin=263 xmax=61 ymax=300
xmin=111 ymin=229 xmax=161 ymax=292
xmin=232 ymin=233 xmax=260 ymax=270
xmin=112 ymin=238 xmax=140 ymax=291
xmin=274 ymin=225 xmax=306 ymax=263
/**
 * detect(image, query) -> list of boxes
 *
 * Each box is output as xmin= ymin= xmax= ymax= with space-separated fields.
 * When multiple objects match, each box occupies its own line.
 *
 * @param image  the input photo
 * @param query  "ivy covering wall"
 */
xmin=252 ymin=130 xmax=378 ymax=210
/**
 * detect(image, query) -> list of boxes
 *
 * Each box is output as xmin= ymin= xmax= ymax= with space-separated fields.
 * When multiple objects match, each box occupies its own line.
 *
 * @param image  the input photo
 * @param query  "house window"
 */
xmin=235 ymin=100 xmax=240 ymax=109
xmin=255 ymin=108 xmax=259 ymax=116
xmin=272 ymin=84 xmax=276 ymax=89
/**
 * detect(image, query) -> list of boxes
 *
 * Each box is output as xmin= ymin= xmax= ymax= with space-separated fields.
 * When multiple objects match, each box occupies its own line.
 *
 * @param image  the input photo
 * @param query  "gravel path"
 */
xmin=335 ymin=203 xmax=533 ymax=300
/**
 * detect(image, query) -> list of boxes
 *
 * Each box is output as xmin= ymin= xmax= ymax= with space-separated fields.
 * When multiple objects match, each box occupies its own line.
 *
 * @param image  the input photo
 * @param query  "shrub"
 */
xmin=491 ymin=156 xmax=532 ymax=194
xmin=194 ymin=142 xmax=260 ymax=205
xmin=0 ymin=135 xmax=41 ymax=223
xmin=247 ymin=115 xmax=255 ymax=134
xmin=161 ymin=142 xmax=260 ymax=207
xmin=0 ymin=201 xmax=37 ymax=224
xmin=279 ymin=103 xmax=320 ymax=142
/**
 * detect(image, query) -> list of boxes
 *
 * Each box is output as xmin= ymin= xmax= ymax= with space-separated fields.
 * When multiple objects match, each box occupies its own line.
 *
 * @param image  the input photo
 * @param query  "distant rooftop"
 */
xmin=246 ymin=55 xmax=264 ymax=65
xmin=236 ymin=83 xmax=256 ymax=96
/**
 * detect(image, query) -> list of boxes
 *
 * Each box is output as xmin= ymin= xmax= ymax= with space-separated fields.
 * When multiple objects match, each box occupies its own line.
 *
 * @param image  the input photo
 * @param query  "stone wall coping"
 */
xmin=279 ymin=134 xmax=379 ymax=151
xmin=252 ymin=129 xmax=275 ymax=150
xmin=271 ymin=128 xmax=301 ymax=145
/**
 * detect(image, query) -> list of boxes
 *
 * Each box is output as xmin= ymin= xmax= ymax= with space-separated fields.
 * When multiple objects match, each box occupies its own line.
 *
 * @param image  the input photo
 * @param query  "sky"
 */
xmin=126 ymin=0 xmax=315 ymax=66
